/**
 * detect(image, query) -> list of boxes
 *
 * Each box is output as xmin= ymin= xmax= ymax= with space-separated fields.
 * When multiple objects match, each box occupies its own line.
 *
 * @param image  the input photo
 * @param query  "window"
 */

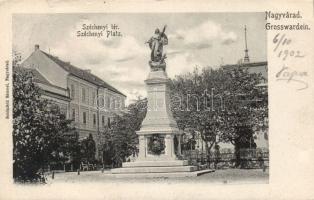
xmin=102 ymin=116 xmax=105 ymax=127
xmin=72 ymin=108 xmax=75 ymax=121
xmin=92 ymin=91 xmax=96 ymax=106
xmin=59 ymin=105 xmax=67 ymax=116
xmin=93 ymin=114 xmax=96 ymax=126
xmin=108 ymin=117 xmax=111 ymax=128
xmin=121 ymin=99 xmax=125 ymax=109
xmin=106 ymin=96 xmax=110 ymax=109
xmin=99 ymin=95 xmax=104 ymax=108
xmin=70 ymin=84 xmax=75 ymax=99
xmin=111 ymin=97 xmax=115 ymax=109
xmin=116 ymin=97 xmax=120 ymax=109
xmin=82 ymin=88 xmax=86 ymax=103
xmin=83 ymin=112 xmax=87 ymax=124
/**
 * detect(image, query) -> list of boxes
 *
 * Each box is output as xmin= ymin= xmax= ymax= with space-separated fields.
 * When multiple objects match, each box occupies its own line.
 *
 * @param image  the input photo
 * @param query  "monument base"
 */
xmin=104 ymin=169 xmax=214 ymax=178
xmin=122 ymin=160 xmax=188 ymax=167
xmin=110 ymin=160 xmax=197 ymax=175
xmin=111 ymin=165 xmax=198 ymax=174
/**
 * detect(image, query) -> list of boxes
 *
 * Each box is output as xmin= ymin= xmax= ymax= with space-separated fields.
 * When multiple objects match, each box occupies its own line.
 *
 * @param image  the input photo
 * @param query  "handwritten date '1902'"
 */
xmin=273 ymin=33 xmax=305 ymax=61
xmin=273 ymin=33 xmax=308 ymax=91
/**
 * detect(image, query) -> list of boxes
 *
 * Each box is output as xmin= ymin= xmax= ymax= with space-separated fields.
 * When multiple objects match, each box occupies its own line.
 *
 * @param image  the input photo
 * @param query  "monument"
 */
xmin=110 ymin=26 xmax=211 ymax=177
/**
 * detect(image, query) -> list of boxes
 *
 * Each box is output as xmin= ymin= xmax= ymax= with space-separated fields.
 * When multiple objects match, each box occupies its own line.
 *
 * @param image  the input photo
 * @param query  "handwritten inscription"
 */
xmin=276 ymin=65 xmax=308 ymax=90
xmin=267 ymin=10 xmax=310 ymax=91
xmin=272 ymin=33 xmax=308 ymax=91
xmin=273 ymin=33 xmax=305 ymax=61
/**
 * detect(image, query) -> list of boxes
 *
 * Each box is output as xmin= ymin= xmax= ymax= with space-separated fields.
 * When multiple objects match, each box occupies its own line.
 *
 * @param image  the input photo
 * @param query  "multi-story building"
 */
xmin=21 ymin=45 xmax=126 ymax=160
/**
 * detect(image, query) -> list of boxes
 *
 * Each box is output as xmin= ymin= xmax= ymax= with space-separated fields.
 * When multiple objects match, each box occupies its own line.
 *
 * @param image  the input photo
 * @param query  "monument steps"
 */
xmin=122 ymin=160 xmax=189 ymax=167
xmin=110 ymin=165 xmax=198 ymax=174
xmin=103 ymin=169 xmax=215 ymax=178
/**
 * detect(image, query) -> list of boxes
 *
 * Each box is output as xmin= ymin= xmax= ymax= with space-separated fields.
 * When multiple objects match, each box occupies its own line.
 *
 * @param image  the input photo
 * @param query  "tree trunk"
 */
xmin=205 ymin=142 xmax=210 ymax=167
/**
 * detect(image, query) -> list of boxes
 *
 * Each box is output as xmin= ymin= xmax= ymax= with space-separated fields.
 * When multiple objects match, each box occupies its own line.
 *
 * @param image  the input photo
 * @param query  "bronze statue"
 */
xmin=146 ymin=25 xmax=168 ymax=71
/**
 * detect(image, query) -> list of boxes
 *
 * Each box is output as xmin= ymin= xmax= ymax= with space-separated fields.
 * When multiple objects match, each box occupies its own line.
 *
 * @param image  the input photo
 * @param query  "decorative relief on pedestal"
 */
xmin=147 ymin=134 xmax=165 ymax=155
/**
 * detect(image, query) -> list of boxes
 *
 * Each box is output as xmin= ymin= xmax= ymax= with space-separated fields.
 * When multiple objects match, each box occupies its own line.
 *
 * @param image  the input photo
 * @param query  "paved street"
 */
xmin=46 ymin=168 xmax=269 ymax=184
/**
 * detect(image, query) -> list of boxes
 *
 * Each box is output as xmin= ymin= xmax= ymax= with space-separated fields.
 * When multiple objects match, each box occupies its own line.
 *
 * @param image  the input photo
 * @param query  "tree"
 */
xmin=80 ymin=134 xmax=96 ymax=163
xmin=13 ymin=66 xmax=77 ymax=182
xmin=101 ymin=99 xmax=147 ymax=167
xmin=170 ymin=66 xmax=267 ymax=168
xmin=218 ymin=68 xmax=267 ymax=167
xmin=170 ymin=67 xmax=227 ymax=166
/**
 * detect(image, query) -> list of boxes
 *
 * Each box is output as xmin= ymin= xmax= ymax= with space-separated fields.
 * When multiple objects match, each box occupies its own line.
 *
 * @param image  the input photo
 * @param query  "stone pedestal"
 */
xmin=135 ymin=70 xmax=182 ymax=163
xmin=110 ymin=70 xmax=198 ymax=176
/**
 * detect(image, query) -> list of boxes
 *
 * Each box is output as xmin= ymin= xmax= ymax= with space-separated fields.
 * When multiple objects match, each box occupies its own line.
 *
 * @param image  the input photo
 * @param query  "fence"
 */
xmin=43 ymin=162 xmax=102 ymax=173
xmin=182 ymin=148 xmax=269 ymax=169
xmin=43 ymin=163 xmax=76 ymax=173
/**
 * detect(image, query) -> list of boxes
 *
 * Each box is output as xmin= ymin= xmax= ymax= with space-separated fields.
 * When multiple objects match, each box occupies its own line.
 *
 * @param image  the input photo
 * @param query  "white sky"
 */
xmin=13 ymin=13 xmax=266 ymax=104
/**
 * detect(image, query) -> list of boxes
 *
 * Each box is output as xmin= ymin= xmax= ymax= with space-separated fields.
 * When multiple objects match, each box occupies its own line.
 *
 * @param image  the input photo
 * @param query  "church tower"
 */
xmin=243 ymin=25 xmax=250 ymax=63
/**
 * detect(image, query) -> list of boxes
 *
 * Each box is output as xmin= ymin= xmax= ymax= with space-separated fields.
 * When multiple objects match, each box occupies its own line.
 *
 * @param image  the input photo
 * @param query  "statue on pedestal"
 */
xmin=146 ymin=25 xmax=168 ymax=71
xmin=109 ymin=25 xmax=197 ymax=175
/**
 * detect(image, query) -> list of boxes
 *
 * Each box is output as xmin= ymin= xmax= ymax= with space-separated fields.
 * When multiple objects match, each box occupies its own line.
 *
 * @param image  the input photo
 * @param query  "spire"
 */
xmin=243 ymin=25 xmax=250 ymax=63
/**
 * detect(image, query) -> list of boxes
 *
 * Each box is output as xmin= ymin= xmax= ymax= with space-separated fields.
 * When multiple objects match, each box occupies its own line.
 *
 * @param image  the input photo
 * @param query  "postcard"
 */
xmin=0 ymin=0 xmax=313 ymax=199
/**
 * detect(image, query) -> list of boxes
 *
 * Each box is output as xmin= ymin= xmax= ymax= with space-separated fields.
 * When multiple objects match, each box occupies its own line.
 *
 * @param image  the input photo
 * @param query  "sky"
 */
xmin=13 ymin=13 xmax=266 ymax=103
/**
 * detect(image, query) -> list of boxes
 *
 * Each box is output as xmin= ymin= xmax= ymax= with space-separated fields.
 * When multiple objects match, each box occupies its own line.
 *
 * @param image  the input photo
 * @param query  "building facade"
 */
xmin=21 ymin=45 xmax=126 ymax=160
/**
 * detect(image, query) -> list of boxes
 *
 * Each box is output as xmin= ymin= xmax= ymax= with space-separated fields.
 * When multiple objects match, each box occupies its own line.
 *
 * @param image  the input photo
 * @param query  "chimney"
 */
xmin=34 ymin=44 xmax=40 ymax=51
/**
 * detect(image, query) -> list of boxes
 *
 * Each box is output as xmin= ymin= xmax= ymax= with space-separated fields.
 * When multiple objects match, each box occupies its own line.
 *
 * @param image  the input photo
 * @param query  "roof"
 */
xmin=221 ymin=61 xmax=268 ymax=80
xmin=41 ymin=51 xmax=126 ymax=97
xmin=221 ymin=61 xmax=267 ymax=69
xmin=15 ymin=66 xmax=70 ymax=100
xmin=15 ymin=66 xmax=50 ymax=85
